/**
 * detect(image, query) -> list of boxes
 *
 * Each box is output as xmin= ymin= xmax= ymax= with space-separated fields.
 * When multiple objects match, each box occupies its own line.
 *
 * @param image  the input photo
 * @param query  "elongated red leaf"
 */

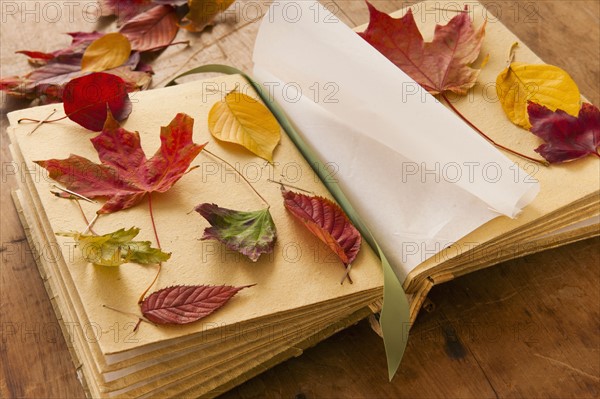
xmin=119 ymin=5 xmax=179 ymax=52
xmin=15 ymin=51 xmax=55 ymax=65
xmin=141 ymin=284 xmax=254 ymax=324
xmin=15 ymin=31 xmax=104 ymax=66
xmin=282 ymin=189 xmax=361 ymax=266
xmin=359 ymin=1 xmax=486 ymax=95
xmin=35 ymin=111 xmax=206 ymax=213
xmin=1 ymin=58 xmax=82 ymax=103
xmin=62 ymin=72 xmax=132 ymax=131
xmin=528 ymin=102 xmax=600 ymax=163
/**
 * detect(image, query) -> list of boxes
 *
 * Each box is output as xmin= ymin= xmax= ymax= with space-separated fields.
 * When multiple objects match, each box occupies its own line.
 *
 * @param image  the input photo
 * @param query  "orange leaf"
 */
xmin=81 ymin=32 xmax=132 ymax=72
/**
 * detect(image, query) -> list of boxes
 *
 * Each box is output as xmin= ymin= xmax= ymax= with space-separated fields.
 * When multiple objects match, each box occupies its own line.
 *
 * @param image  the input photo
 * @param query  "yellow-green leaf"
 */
xmin=208 ymin=92 xmax=281 ymax=162
xmin=81 ymin=32 xmax=132 ymax=72
xmin=57 ymin=227 xmax=170 ymax=267
xmin=181 ymin=0 xmax=235 ymax=32
xmin=496 ymin=62 xmax=581 ymax=129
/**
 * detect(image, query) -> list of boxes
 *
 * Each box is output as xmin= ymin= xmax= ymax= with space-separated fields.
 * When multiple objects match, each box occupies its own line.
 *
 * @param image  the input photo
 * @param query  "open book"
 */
xmin=7 ymin=1 xmax=599 ymax=397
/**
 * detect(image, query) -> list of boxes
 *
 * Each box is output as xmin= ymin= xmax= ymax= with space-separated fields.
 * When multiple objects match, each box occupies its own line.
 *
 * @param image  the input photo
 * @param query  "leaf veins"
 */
xmin=141 ymin=284 xmax=254 ymax=325
xmin=36 ymin=111 xmax=206 ymax=213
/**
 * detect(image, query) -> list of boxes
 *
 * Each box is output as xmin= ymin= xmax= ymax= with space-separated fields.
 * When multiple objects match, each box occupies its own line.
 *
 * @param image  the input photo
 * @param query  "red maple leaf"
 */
xmin=358 ymin=1 xmax=486 ymax=95
xmin=527 ymin=102 xmax=600 ymax=163
xmin=36 ymin=111 xmax=206 ymax=213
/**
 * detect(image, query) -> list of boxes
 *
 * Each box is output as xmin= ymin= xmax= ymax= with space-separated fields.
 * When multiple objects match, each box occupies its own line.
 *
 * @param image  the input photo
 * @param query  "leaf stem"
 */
xmin=340 ymin=264 xmax=354 ymax=285
xmin=83 ymin=214 xmax=99 ymax=235
xmin=102 ymin=304 xmax=154 ymax=326
xmin=75 ymin=200 xmax=97 ymax=235
xmin=18 ymin=115 xmax=68 ymax=124
xmin=143 ymin=40 xmax=190 ymax=53
xmin=267 ymin=179 xmax=315 ymax=195
xmin=441 ymin=94 xmax=549 ymax=166
xmin=147 ymin=193 xmax=161 ymax=249
xmin=138 ymin=193 xmax=162 ymax=304
xmin=203 ymin=148 xmax=271 ymax=208
xmin=52 ymin=184 xmax=97 ymax=203
xmin=26 ymin=109 xmax=57 ymax=135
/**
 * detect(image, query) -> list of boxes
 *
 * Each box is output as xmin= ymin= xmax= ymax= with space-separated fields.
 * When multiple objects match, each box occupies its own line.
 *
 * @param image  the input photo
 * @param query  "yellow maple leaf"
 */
xmin=208 ymin=92 xmax=281 ymax=162
xmin=81 ymin=32 xmax=131 ymax=72
xmin=496 ymin=62 xmax=581 ymax=129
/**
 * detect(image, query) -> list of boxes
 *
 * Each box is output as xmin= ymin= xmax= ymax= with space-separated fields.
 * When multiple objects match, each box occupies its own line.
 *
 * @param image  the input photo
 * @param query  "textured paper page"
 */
xmin=252 ymin=0 xmax=539 ymax=278
xmin=7 ymin=75 xmax=384 ymax=357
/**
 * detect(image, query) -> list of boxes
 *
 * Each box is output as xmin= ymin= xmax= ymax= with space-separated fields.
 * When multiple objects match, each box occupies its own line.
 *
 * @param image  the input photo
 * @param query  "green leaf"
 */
xmin=195 ymin=204 xmax=277 ymax=262
xmin=57 ymin=227 xmax=170 ymax=266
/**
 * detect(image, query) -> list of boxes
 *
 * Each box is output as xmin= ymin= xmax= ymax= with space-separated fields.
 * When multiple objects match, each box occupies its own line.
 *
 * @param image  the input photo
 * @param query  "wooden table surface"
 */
xmin=1 ymin=1 xmax=598 ymax=398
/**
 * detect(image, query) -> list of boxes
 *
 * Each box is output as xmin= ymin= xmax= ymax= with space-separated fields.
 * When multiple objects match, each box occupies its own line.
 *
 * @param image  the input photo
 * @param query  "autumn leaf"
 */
xmin=82 ymin=32 xmax=132 ymax=72
xmin=141 ymin=284 xmax=254 ymax=325
xmin=1 ymin=33 xmax=151 ymax=105
xmin=496 ymin=62 xmax=581 ymax=129
xmin=119 ymin=5 xmax=179 ymax=52
xmin=62 ymin=72 xmax=133 ymax=131
xmin=1 ymin=57 xmax=82 ymax=103
xmin=99 ymin=0 xmax=154 ymax=25
xmin=208 ymin=91 xmax=281 ymax=162
xmin=35 ymin=111 xmax=206 ymax=214
xmin=181 ymin=0 xmax=235 ymax=32
xmin=282 ymin=189 xmax=361 ymax=268
xmin=15 ymin=51 xmax=56 ymax=66
xmin=16 ymin=32 xmax=104 ymax=66
xmin=359 ymin=1 xmax=486 ymax=95
xmin=527 ymin=102 xmax=600 ymax=163
xmin=195 ymin=204 xmax=277 ymax=262
xmin=103 ymin=65 xmax=153 ymax=92
xmin=57 ymin=227 xmax=170 ymax=266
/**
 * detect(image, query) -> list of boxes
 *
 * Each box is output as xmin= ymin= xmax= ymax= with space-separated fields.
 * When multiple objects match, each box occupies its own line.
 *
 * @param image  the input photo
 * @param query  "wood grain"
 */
xmin=1 ymin=1 xmax=598 ymax=398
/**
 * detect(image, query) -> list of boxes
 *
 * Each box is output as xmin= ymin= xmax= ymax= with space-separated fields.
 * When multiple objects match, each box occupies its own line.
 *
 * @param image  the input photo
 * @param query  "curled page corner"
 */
xmin=253 ymin=0 xmax=539 ymax=278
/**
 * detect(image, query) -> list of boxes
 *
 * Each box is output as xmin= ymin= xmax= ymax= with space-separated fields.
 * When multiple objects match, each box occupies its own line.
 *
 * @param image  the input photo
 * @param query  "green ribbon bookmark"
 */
xmin=167 ymin=65 xmax=410 ymax=380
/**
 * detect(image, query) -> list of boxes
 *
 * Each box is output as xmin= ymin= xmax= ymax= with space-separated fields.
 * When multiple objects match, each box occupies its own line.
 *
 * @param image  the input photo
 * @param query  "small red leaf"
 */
xmin=140 ymin=284 xmax=254 ymax=325
xmin=15 ymin=50 xmax=55 ymax=64
xmin=282 ymin=189 xmax=361 ymax=266
xmin=528 ymin=102 xmax=600 ymax=163
xmin=63 ymin=72 xmax=132 ymax=131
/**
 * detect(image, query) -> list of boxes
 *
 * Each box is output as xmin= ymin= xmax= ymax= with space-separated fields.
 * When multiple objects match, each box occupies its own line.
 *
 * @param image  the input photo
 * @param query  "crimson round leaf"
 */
xmin=141 ymin=284 xmax=254 ymax=325
xmin=281 ymin=189 xmax=361 ymax=266
xmin=528 ymin=102 xmax=600 ymax=163
xmin=63 ymin=72 xmax=133 ymax=131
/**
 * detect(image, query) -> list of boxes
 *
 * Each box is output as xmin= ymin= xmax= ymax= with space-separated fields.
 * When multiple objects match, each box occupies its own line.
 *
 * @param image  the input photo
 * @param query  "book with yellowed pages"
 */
xmin=7 ymin=1 xmax=599 ymax=398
